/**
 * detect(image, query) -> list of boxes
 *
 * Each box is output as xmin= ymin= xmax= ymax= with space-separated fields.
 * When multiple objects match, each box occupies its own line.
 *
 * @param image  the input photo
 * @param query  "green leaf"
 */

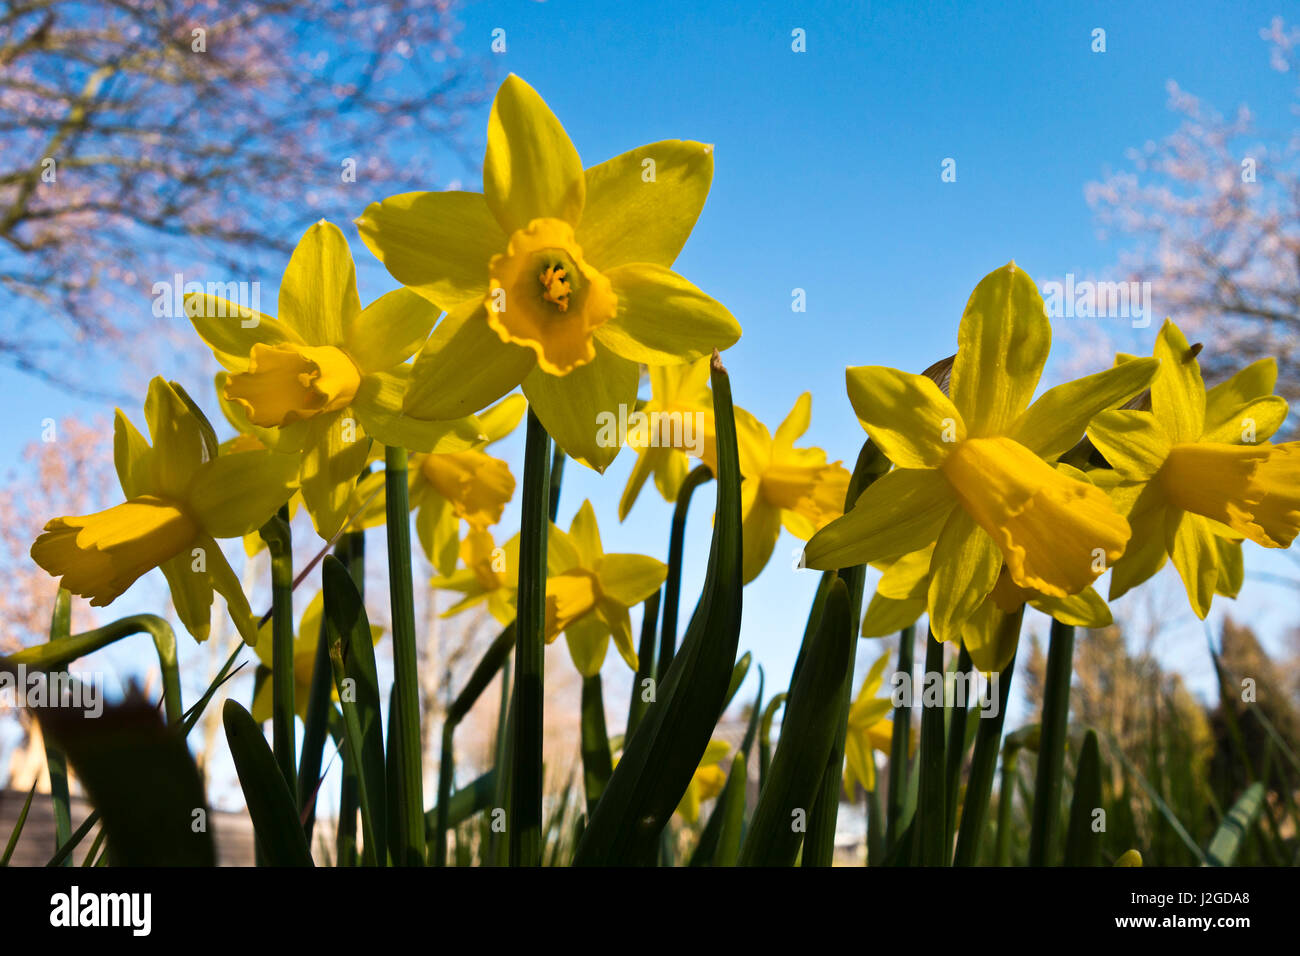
xmin=39 ymin=699 xmax=215 ymax=866
xmin=1 ymin=784 xmax=37 ymax=866
xmin=740 ymin=577 xmax=853 ymax=866
xmin=1206 ymin=782 xmax=1266 ymax=867
xmin=914 ymin=630 xmax=948 ymax=866
xmin=224 ymin=699 xmax=313 ymax=866
xmin=323 ymin=555 xmax=387 ymax=867
xmin=713 ymin=753 xmax=748 ymax=866
xmin=1064 ymin=729 xmax=1103 ymax=866
xmin=574 ymin=354 xmax=743 ymax=866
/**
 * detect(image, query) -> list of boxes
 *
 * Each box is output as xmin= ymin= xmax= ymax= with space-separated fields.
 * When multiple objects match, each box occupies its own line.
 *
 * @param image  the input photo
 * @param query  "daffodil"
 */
xmin=186 ymin=220 xmax=482 ymax=539
xmin=546 ymin=501 xmax=667 ymax=676
xmin=250 ymin=591 xmax=382 ymax=722
xmin=1087 ymin=320 xmax=1298 ymax=618
xmin=619 ymin=357 xmax=716 ymax=520
xmin=861 ymin=542 xmax=1111 ymax=672
xmin=353 ymin=395 xmax=525 ymax=574
xmin=675 ymin=739 xmax=731 ymax=824
xmin=843 ymin=652 xmax=897 ymax=795
xmin=703 ymin=393 xmax=850 ymax=584
xmin=356 ymin=74 xmax=741 ymax=470
xmin=430 ymin=530 xmax=521 ymax=626
xmin=31 ymin=378 xmax=297 ymax=644
xmin=805 ymin=263 xmax=1158 ymax=643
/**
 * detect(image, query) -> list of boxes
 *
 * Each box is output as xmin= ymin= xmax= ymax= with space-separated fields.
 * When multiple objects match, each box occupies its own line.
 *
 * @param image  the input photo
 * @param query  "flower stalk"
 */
xmin=1028 ymin=618 xmax=1075 ymax=865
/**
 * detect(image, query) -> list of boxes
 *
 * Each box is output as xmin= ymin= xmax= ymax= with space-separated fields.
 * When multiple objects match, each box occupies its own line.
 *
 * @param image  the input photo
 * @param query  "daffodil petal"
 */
xmin=860 ymin=592 xmax=926 ymax=638
xmin=599 ymin=598 xmax=639 ymax=673
xmin=478 ymin=394 xmax=528 ymax=444
xmin=354 ymin=368 xmax=485 ymax=453
xmin=774 ymin=392 xmax=812 ymax=449
xmin=804 ymin=467 xmax=956 ymax=571
xmin=949 ymin=262 xmax=1051 ymax=436
xmin=1011 ymin=358 xmax=1160 ymax=461
xmin=577 ymin=140 xmax=713 ymax=270
xmin=278 ymin=221 xmax=360 ymax=347
xmin=343 ymin=288 xmax=438 ymax=375
xmin=185 ymin=295 xmax=302 ymax=372
xmin=144 ymin=378 xmax=205 ymax=500
xmin=562 ymin=609 xmax=610 ymax=678
xmin=523 ymin=341 xmax=638 ymax=472
xmin=160 ymin=549 xmax=214 ymax=643
xmin=1108 ymin=482 xmax=1169 ymax=601
xmin=1167 ymin=509 xmax=1218 ymax=619
xmin=1087 ymin=409 xmax=1171 ymax=480
xmin=355 ymin=190 xmax=503 ymax=310
xmin=1151 ymin=319 xmax=1206 ymax=443
xmin=568 ymin=499 xmax=603 ymax=566
xmin=597 ymin=553 xmax=667 ymax=607
xmin=404 ymin=300 xmax=536 ymax=420
xmin=927 ymin=508 xmax=1001 ymax=643
xmin=846 ymin=366 xmax=964 ymax=468
xmin=1215 ymin=536 xmax=1244 ymax=598
xmin=876 ymin=547 xmax=933 ymax=600
xmin=741 ymin=482 xmax=782 ymax=584
xmin=114 ymin=409 xmax=153 ymax=499
xmin=187 ymin=449 xmax=299 ymax=538
xmin=484 ymin=74 xmax=585 ymax=233
xmin=596 ymin=263 xmax=740 ymax=365
xmin=1200 ymin=395 xmax=1289 ymax=445
xmin=299 ymin=414 xmax=373 ymax=540
xmin=1205 ymin=358 xmax=1277 ymax=425
xmin=1026 ymin=586 xmax=1112 ymax=628
xmin=963 ymin=601 xmax=1022 ymax=674
xmin=619 ymin=446 xmax=660 ymax=521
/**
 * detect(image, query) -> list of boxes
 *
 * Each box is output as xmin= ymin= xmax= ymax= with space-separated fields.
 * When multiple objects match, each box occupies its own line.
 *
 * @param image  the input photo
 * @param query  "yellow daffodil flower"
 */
xmin=31 ymin=378 xmax=297 ymax=644
xmin=354 ymin=395 xmax=525 ymax=574
xmin=1087 ymin=320 xmax=1299 ymax=618
xmin=185 ymin=220 xmax=482 ymax=540
xmin=250 ymin=591 xmax=383 ymax=722
xmin=805 ymin=263 xmax=1158 ymax=643
xmin=675 ymin=739 xmax=731 ymax=824
xmin=356 ymin=74 xmax=741 ymax=470
xmin=546 ymin=500 xmax=667 ymax=676
xmin=861 ymin=542 xmax=1111 ymax=672
xmin=619 ymin=357 xmax=716 ymax=520
xmin=703 ymin=393 xmax=850 ymax=584
xmin=843 ymin=652 xmax=897 ymax=795
xmin=430 ymin=530 xmax=521 ymax=626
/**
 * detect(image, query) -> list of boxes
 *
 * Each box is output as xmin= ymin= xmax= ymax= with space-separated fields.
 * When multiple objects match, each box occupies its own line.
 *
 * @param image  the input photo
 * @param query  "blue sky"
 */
xmin=3 ymin=0 xmax=1297 ymax=754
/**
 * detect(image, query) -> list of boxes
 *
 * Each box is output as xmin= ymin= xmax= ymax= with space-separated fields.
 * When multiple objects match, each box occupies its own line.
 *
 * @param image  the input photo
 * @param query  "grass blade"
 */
xmin=224 ymin=699 xmax=313 ymax=866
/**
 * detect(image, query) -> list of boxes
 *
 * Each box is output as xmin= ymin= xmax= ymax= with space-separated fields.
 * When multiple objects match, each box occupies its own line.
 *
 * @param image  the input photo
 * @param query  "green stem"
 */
xmin=384 ymin=445 xmax=425 ymax=866
xmin=944 ymin=643 xmax=974 ymax=848
xmin=435 ymin=623 xmax=515 ymax=865
xmin=44 ymin=589 xmax=72 ymax=862
xmin=336 ymin=528 xmax=364 ymax=867
xmin=886 ymin=626 xmax=915 ymax=850
xmin=580 ymin=673 xmax=613 ymax=818
xmin=625 ymin=590 xmax=660 ymax=738
xmin=1028 ymin=619 xmax=1075 ymax=866
xmin=866 ymin=786 xmax=884 ymax=865
xmin=995 ymin=746 xmax=1020 ymax=866
xmin=260 ymin=505 xmax=296 ymax=798
xmin=657 ymin=464 xmax=713 ymax=681
xmin=511 ymin=409 xmax=551 ymax=866
xmin=548 ymin=443 xmax=566 ymax=521
xmin=915 ymin=629 xmax=947 ymax=866
xmin=953 ymin=628 xmax=1018 ymax=866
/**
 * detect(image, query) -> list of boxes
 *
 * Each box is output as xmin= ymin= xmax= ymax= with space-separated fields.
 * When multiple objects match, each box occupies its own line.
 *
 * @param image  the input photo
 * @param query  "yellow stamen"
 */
xmin=538 ymin=265 xmax=571 ymax=311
